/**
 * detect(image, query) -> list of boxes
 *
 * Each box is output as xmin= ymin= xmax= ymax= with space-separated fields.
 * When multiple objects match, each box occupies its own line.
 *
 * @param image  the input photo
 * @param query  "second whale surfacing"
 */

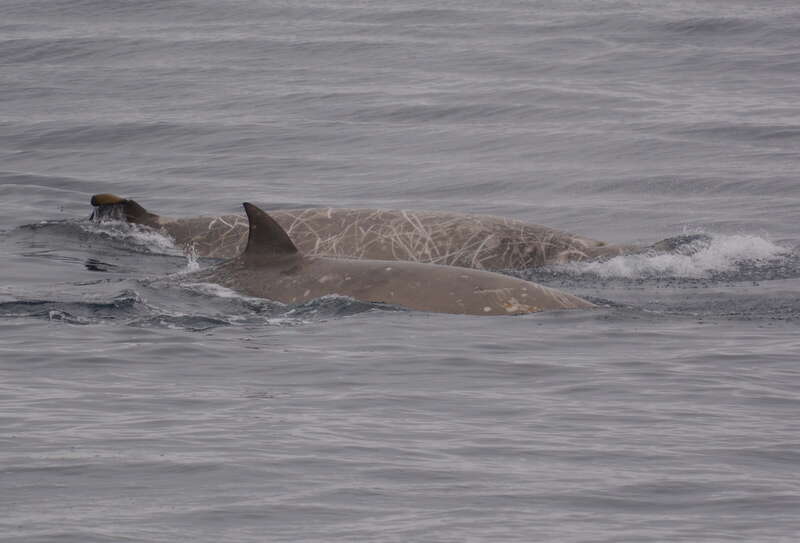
xmin=186 ymin=203 xmax=595 ymax=316
xmin=90 ymin=194 xmax=640 ymax=269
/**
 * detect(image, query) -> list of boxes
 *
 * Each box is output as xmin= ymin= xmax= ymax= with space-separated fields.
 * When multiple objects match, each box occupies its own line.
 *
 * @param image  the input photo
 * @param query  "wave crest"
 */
xmin=562 ymin=234 xmax=792 ymax=280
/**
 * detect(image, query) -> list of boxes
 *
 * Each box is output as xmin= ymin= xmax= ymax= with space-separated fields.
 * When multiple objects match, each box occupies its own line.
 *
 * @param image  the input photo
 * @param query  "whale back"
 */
xmin=188 ymin=203 xmax=595 ymax=315
xmin=89 ymin=194 xmax=632 ymax=268
xmin=161 ymin=208 xmax=610 ymax=267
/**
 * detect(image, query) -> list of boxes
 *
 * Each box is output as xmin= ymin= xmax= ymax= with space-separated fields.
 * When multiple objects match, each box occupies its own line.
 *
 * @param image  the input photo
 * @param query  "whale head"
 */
xmin=90 ymin=193 xmax=160 ymax=227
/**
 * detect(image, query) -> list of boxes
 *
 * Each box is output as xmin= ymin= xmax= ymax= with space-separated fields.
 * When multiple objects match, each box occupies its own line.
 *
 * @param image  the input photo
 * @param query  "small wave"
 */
xmin=184 ymin=246 xmax=201 ymax=272
xmin=559 ymin=234 xmax=793 ymax=280
xmin=180 ymin=282 xmax=273 ymax=302
xmin=348 ymin=102 xmax=541 ymax=124
xmin=0 ymin=290 xmax=145 ymax=323
xmin=0 ymin=283 xmax=290 ymax=329
xmin=127 ymin=314 xmax=232 ymax=331
xmin=45 ymin=309 xmax=93 ymax=325
xmin=671 ymin=122 xmax=800 ymax=144
xmin=5 ymin=120 xmax=210 ymax=150
xmin=80 ymin=221 xmax=178 ymax=254
xmin=181 ymin=283 xmax=401 ymax=319
xmin=660 ymin=17 xmax=759 ymax=36
xmin=18 ymin=219 xmax=180 ymax=255
xmin=285 ymin=294 xmax=405 ymax=318
xmin=347 ymin=8 xmax=480 ymax=25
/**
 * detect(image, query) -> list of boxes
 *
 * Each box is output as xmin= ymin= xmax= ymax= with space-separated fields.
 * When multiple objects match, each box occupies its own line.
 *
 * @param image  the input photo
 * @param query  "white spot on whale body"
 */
xmin=502 ymin=297 xmax=536 ymax=314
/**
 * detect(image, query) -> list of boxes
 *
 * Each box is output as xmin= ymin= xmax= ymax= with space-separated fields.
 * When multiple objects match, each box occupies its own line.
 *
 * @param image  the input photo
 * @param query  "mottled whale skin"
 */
xmin=90 ymin=194 xmax=637 ymax=270
xmin=187 ymin=202 xmax=595 ymax=316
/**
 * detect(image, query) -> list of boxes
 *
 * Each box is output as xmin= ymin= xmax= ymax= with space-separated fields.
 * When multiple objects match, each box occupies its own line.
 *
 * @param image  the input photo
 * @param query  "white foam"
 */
xmin=181 ymin=282 xmax=249 ymax=299
xmin=560 ymin=234 xmax=790 ymax=279
xmin=176 ymin=282 xmax=303 ymax=325
xmin=81 ymin=221 xmax=178 ymax=253
xmin=184 ymin=245 xmax=200 ymax=272
xmin=179 ymin=282 xmax=284 ymax=304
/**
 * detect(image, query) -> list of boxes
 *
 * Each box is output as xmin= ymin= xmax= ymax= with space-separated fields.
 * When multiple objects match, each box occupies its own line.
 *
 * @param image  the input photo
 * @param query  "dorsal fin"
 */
xmin=242 ymin=202 xmax=299 ymax=263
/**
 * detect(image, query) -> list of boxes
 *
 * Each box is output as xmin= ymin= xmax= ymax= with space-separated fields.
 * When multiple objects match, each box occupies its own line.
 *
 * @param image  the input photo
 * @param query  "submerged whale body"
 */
xmin=90 ymin=193 xmax=640 ymax=270
xmin=186 ymin=202 xmax=595 ymax=316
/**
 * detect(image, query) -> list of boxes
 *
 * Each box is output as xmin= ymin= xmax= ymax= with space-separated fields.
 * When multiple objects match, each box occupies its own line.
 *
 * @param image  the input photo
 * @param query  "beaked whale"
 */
xmin=90 ymin=193 xmax=642 ymax=269
xmin=187 ymin=203 xmax=595 ymax=316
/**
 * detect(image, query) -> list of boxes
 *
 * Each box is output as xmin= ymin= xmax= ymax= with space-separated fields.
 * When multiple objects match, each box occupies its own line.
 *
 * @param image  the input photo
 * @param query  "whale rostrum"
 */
xmin=185 ymin=203 xmax=595 ymax=316
xmin=90 ymin=194 xmax=642 ymax=269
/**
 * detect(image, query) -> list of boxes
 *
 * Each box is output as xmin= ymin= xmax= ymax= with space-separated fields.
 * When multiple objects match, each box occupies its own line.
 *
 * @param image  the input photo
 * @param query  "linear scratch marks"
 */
xmin=470 ymin=234 xmax=494 ymax=270
xmin=161 ymin=208 xmax=615 ymax=270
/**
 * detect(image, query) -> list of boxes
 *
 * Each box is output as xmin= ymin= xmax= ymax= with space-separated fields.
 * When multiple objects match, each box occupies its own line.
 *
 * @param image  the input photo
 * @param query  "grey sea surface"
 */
xmin=1 ymin=1 xmax=799 ymax=541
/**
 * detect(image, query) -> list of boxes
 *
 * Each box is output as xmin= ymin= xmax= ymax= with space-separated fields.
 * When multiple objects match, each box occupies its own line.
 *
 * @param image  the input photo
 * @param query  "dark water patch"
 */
xmin=660 ymin=16 xmax=761 ymax=37
xmin=655 ymin=12 xmax=800 ymax=48
xmin=608 ymin=10 xmax=800 ymax=48
xmin=347 ymin=8 xmax=484 ymax=25
xmin=710 ymin=253 xmax=800 ymax=283
xmin=0 ymin=290 xmax=144 ymax=324
xmin=2 ymin=121 xmax=215 ymax=150
xmin=670 ymin=122 xmax=800 ymax=145
xmin=585 ymin=174 xmax=800 ymax=198
xmin=83 ymin=258 xmax=120 ymax=272
xmin=0 ymin=171 xmax=98 ymax=194
xmin=661 ymin=292 xmax=800 ymax=323
xmin=0 ymin=174 xmax=104 ymax=228
xmin=0 ymin=0 xmax=203 ymax=20
xmin=0 ymin=36 xmax=133 ymax=64
xmin=1 ymin=218 xmax=193 ymax=302
xmin=347 ymin=102 xmax=544 ymax=125
xmin=0 ymin=282 xmax=284 ymax=330
xmin=125 ymin=282 xmax=396 ymax=328
xmin=12 ymin=221 xmax=185 ymax=272
xmin=550 ymin=283 xmax=800 ymax=324
xmin=0 ymin=35 xmax=407 ymax=68
xmin=145 ymin=281 xmax=280 ymax=313
xmin=128 ymin=314 xmax=232 ymax=332
xmin=283 ymin=296 xmax=406 ymax=320
xmin=0 ymin=0 xmax=353 ymax=24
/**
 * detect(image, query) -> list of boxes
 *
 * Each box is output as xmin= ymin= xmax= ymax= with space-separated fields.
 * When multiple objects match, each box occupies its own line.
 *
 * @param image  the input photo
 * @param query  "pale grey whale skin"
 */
xmin=186 ymin=202 xmax=595 ymax=316
xmin=90 ymin=194 xmax=640 ymax=270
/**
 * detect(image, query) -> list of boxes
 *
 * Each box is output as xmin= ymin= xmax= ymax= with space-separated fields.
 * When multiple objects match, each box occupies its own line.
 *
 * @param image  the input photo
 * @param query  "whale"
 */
xmin=90 ymin=193 xmax=646 ymax=270
xmin=186 ymin=202 xmax=595 ymax=316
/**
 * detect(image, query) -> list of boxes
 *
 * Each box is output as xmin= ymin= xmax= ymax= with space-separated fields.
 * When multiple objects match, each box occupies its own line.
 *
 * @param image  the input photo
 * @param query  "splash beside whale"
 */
xmin=90 ymin=194 xmax=650 ymax=270
xmin=185 ymin=202 xmax=594 ymax=316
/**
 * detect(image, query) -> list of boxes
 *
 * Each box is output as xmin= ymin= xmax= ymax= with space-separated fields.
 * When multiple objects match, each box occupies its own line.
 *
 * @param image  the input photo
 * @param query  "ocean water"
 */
xmin=1 ymin=1 xmax=799 ymax=541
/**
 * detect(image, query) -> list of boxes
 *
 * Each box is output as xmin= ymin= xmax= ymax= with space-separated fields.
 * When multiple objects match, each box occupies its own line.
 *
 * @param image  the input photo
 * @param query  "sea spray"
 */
xmin=558 ymin=234 xmax=791 ymax=280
